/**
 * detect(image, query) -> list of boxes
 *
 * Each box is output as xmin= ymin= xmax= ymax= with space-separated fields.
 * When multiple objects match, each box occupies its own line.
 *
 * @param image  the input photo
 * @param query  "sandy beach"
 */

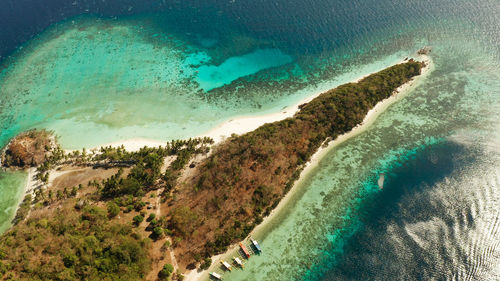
xmin=23 ymin=168 xmax=39 ymax=197
xmin=89 ymin=56 xmax=430 ymax=154
xmin=183 ymin=54 xmax=432 ymax=281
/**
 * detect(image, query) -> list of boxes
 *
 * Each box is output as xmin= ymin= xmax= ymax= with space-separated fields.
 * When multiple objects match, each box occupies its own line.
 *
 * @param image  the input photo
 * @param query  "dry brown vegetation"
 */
xmin=166 ymin=60 xmax=425 ymax=266
xmin=1 ymin=129 xmax=55 ymax=168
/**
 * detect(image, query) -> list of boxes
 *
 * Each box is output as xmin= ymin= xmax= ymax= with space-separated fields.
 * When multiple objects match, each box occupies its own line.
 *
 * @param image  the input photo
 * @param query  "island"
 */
xmin=0 ymin=59 xmax=426 ymax=281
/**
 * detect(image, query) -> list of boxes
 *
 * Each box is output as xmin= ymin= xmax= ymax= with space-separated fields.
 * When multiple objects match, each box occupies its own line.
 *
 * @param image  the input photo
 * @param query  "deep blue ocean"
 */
xmin=0 ymin=0 xmax=499 ymax=280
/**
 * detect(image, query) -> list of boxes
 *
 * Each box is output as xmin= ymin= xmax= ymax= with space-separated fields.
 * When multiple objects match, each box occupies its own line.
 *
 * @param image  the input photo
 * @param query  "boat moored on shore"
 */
xmin=221 ymin=260 xmax=232 ymax=271
xmin=239 ymin=242 xmax=251 ymax=258
xmin=251 ymin=238 xmax=262 ymax=253
xmin=210 ymin=272 xmax=223 ymax=280
xmin=233 ymin=256 xmax=244 ymax=268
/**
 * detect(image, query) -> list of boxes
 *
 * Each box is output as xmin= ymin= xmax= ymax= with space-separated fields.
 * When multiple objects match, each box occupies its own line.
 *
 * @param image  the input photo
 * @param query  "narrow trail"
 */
xmin=156 ymin=188 xmax=179 ymax=273
xmin=169 ymin=240 xmax=179 ymax=272
xmin=155 ymin=189 xmax=161 ymax=217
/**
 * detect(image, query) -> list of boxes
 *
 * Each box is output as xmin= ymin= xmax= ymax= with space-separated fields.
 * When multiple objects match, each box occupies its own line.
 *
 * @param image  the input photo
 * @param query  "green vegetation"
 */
xmin=0 ymin=206 xmax=151 ymax=280
xmin=97 ymin=138 xmax=212 ymax=199
xmin=158 ymin=263 xmax=174 ymax=279
xmin=152 ymin=227 xmax=163 ymax=238
xmin=133 ymin=214 xmax=145 ymax=226
xmin=147 ymin=213 xmax=156 ymax=221
xmin=106 ymin=202 xmax=120 ymax=218
xmin=94 ymin=138 xmax=213 ymax=166
xmin=200 ymin=258 xmax=212 ymax=270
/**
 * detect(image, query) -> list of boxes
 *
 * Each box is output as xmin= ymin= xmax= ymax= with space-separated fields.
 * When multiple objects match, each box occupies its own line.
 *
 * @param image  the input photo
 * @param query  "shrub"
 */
xmin=152 ymin=227 xmax=163 ymax=238
xmin=125 ymin=205 xmax=134 ymax=213
xmin=134 ymin=201 xmax=146 ymax=211
xmin=200 ymin=258 xmax=212 ymax=270
xmin=132 ymin=215 xmax=144 ymax=226
xmin=63 ymin=254 xmax=77 ymax=268
xmin=158 ymin=263 xmax=174 ymax=279
xmin=147 ymin=213 xmax=156 ymax=222
xmin=169 ymin=207 xmax=198 ymax=237
xmin=107 ymin=202 xmax=120 ymax=218
xmin=70 ymin=186 xmax=77 ymax=197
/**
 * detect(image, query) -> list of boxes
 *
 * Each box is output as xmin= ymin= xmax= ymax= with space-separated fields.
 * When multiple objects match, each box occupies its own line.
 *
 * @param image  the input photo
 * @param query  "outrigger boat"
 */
xmin=251 ymin=238 xmax=262 ymax=253
xmin=233 ymin=256 xmax=244 ymax=268
xmin=210 ymin=272 xmax=222 ymax=280
xmin=239 ymin=242 xmax=251 ymax=258
xmin=221 ymin=260 xmax=232 ymax=271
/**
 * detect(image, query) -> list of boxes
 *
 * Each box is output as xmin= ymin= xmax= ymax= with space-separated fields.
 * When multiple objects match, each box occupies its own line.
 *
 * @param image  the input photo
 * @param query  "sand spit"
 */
xmin=251 ymin=54 xmax=432 ymax=238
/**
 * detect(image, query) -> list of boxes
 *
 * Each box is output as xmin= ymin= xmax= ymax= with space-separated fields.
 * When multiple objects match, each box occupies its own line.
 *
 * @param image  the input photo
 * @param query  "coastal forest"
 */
xmin=0 ymin=60 xmax=424 ymax=280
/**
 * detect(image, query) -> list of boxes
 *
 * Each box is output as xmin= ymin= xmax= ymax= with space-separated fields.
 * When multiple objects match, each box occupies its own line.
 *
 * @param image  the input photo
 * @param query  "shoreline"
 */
xmin=17 ymin=56 xmax=427 ymax=215
xmin=82 ymin=56 xmax=426 ymax=152
xmin=251 ymin=54 xmax=432 ymax=237
xmin=183 ymin=54 xmax=432 ymax=281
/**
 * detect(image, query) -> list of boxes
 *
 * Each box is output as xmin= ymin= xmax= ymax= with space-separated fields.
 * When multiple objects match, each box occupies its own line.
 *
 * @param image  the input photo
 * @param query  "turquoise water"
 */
xmin=218 ymin=1 xmax=500 ymax=279
xmin=0 ymin=0 xmax=499 ymax=279
xmin=224 ymin=45 xmax=500 ymax=278
xmin=195 ymin=48 xmax=293 ymax=91
xmin=0 ymin=16 xmax=417 ymax=151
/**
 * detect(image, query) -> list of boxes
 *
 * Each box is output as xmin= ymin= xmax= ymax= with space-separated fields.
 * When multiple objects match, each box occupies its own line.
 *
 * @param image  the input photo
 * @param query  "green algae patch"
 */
xmin=0 ymin=170 xmax=27 ymax=233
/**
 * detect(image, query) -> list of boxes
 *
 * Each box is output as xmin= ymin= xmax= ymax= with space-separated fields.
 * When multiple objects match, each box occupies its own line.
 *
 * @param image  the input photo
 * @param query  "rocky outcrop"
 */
xmin=417 ymin=46 xmax=432 ymax=55
xmin=1 ymin=129 xmax=56 ymax=168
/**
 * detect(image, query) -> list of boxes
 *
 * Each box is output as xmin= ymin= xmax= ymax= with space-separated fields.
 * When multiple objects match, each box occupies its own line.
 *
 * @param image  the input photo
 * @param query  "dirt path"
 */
xmin=155 ymin=188 xmax=179 ymax=274
xmin=156 ymin=189 xmax=162 ymax=217
xmin=169 ymin=239 xmax=179 ymax=272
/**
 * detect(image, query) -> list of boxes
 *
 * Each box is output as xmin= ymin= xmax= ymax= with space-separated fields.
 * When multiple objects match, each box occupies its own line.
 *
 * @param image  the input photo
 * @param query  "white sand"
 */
xmin=183 ymin=253 xmax=224 ymax=281
xmin=23 ymin=168 xmax=39 ymax=197
xmin=184 ymin=55 xmax=432 ymax=281
xmin=203 ymin=56 xmax=432 ymax=144
xmin=22 ymin=165 xmax=79 ymax=199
